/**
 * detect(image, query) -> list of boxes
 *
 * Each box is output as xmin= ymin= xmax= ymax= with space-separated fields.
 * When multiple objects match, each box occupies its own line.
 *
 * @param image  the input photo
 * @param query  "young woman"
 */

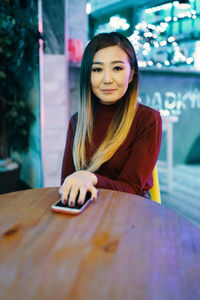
xmin=60 ymin=32 xmax=162 ymax=207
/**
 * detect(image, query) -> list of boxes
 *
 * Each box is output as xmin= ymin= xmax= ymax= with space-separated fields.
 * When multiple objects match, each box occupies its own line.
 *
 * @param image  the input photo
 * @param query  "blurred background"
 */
xmin=0 ymin=0 xmax=200 ymax=226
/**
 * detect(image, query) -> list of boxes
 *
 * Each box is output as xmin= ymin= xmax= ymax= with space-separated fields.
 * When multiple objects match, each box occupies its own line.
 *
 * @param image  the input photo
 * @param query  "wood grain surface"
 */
xmin=0 ymin=187 xmax=200 ymax=300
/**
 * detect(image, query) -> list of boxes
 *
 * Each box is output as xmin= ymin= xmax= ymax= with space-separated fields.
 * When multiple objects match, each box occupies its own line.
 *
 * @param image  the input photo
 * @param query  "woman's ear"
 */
xmin=129 ymin=68 xmax=135 ymax=83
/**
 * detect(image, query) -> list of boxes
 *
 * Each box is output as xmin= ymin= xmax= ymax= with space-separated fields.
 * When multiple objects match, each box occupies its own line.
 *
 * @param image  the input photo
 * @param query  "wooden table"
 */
xmin=0 ymin=188 xmax=200 ymax=300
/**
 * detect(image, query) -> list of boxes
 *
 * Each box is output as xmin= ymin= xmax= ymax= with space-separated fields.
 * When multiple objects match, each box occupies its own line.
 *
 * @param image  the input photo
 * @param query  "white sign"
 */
xmin=140 ymin=88 xmax=200 ymax=115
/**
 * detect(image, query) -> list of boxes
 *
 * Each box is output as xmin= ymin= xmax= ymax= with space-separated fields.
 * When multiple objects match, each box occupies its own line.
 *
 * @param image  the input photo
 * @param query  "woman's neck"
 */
xmin=96 ymin=100 xmax=121 ymax=111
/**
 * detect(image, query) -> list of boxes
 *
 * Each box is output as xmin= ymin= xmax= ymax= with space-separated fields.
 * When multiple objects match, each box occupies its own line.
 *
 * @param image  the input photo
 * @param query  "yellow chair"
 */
xmin=149 ymin=166 xmax=161 ymax=204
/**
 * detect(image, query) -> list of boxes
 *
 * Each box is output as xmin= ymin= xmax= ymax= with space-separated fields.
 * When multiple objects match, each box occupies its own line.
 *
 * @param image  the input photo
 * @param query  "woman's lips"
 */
xmin=101 ymin=89 xmax=117 ymax=94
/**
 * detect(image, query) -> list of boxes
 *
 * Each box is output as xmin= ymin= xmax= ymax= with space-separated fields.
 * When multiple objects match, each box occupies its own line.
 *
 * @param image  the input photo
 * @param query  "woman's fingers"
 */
xmin=61 ymin=182 xmax=71 ymax=204
xmin=88 ymin=186 xmax=98 ymax=202
xmin=60 ymin=171 xmax=99 ymax=207
xmin=77 ymin=185 xmax=87 ymax=205
xmin=66 ymin=185 xmax=98 ymax=206
xmin=68 ymin=184 xmax=79 ymax=207
xmin=59 ymin=185 xmax=63 ymax=195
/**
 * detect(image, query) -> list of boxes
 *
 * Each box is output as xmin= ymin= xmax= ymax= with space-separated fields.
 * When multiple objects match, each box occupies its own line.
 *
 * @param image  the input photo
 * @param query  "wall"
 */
xmin=41 ymin=0 xmax=88 ymax=187
xmin=68 ymin=0 xmax=88 ymax=117
xmin=139 ymin=70 xmax=200 ymax=165
xmin=69 ymin=0 xmax=88 ymax=47
xmin=42 ymin=55 xmax=68 ymax=186
xmin=41 ymin=0 xmax=67 ymax=187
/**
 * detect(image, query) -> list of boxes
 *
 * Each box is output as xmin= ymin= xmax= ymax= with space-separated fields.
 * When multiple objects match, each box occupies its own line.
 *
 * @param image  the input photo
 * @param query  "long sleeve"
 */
xmin=94 ymin=107 xmax=162 ymax=195
xmin=61 ymin=115 xmax=77 ymax=184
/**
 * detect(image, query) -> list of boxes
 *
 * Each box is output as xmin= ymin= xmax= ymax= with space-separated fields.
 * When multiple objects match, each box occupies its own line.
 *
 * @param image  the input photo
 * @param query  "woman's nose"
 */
xmin=103 ymin=70 xmax=113 ymax=84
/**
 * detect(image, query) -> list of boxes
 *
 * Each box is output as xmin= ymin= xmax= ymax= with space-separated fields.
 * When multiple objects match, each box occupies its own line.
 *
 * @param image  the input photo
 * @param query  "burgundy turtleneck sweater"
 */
xmin=61 ymin=101 xmax=162 ymax=196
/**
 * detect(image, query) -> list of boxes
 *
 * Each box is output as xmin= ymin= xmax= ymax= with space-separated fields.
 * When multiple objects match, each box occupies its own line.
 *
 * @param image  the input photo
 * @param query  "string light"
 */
xmin=148 ymin=61 xmax=154 ymax=66
xmin=186 ymin=57 xmax=194 ymax=64
xmin=157 ymin=63 xmax=162 ymax=68
xmin=128 ymin=1 xmax=198 ymax=69
xmin=145 ymin=3 xmax=172 ymax=14
xmin=160 ymin=41 xmax=167 ymax=47
xmin=168 ymin=36 xmax=175 ymax=43
xmin=148 ymin=24 xmax=155 ymax=30
xmin=144 ymin=42 xmax=151 ymax=49
xmin=109 ymin=16 xmax=130 ymax=30
xmin=174 ymin=0 xmax=191 ymax=9
xmin=143 ymin=50 xmax=148 ymax=55
xmin=165 ymin=17 xmax=172 ymax=22
xmin=94 ymin=15 xmax=130 ymax=35
xmin=86 ymin=2 xmax=91 ymax=15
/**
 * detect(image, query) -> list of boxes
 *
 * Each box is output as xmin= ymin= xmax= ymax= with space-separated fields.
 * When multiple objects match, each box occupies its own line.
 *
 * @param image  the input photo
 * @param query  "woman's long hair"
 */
xmin=73 ymin=32 xmax=139 ymax=172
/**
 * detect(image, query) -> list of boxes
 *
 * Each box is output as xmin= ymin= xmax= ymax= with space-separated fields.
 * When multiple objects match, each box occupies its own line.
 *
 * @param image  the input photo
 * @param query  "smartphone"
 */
xmin=51 ymin=191 xmax=92 ymax=215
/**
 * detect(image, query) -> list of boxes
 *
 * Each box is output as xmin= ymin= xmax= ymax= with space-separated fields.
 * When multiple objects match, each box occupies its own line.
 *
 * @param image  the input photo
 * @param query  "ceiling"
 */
xmin=91 ymin=0 xmax=174 ymax=17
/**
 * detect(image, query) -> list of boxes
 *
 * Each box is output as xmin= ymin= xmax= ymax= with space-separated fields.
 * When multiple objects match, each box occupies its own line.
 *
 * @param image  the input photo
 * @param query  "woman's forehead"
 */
xmin=93 ymin=46 xmax=129 ymax=63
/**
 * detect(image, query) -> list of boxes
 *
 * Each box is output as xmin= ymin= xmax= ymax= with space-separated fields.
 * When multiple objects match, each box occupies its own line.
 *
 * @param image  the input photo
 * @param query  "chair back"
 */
xmin=149 ymin=166 xmax=161 ymax=204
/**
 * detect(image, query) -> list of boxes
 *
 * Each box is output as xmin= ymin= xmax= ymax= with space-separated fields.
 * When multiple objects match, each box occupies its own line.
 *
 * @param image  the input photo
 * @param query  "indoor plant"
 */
xmin=0 ymin=0 xmax=42 ymax=193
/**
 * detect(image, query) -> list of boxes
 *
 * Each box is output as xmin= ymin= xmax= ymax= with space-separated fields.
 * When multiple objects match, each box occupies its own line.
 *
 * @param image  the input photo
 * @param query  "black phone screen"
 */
xmin=55 ymin=191 xmax=92 ymax=209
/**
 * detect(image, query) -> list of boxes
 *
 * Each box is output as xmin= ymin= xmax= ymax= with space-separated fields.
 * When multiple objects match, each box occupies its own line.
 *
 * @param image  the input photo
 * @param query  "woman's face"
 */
xmin=90 ymin=45 xmax=134 ymax=105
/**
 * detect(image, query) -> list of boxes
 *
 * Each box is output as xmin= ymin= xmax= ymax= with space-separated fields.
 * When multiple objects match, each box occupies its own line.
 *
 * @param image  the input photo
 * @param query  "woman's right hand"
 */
xmin=59 ymin=170 xmax=98 ymax=207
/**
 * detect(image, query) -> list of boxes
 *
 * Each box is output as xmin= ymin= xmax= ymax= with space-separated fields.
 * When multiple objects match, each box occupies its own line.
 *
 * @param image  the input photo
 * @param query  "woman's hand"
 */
xmin=59 ymin=171 xmax=98 ymax=206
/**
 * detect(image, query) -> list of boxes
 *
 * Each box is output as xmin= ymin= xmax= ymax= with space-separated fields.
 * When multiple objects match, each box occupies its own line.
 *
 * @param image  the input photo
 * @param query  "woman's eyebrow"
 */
xmin=92 ymin=61 xmax=103 ymax=65
xmin=111 ymin=60 xmax=125 ymax=64
xmin=92 ymin=60 xmax=125 ymax=65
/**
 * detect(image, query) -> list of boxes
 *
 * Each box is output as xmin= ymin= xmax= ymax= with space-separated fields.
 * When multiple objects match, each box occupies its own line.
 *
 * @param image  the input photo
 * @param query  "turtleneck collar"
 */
xmin=96 ymin=99 xmax=122 ymax=113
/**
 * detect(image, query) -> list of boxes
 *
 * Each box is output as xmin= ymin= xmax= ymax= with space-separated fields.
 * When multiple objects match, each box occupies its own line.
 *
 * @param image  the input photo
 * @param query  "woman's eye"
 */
xmin=113 ymin=66 xmax=123 ymax=71
xmin=92 ymin=68 xmax=102 ymax=72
